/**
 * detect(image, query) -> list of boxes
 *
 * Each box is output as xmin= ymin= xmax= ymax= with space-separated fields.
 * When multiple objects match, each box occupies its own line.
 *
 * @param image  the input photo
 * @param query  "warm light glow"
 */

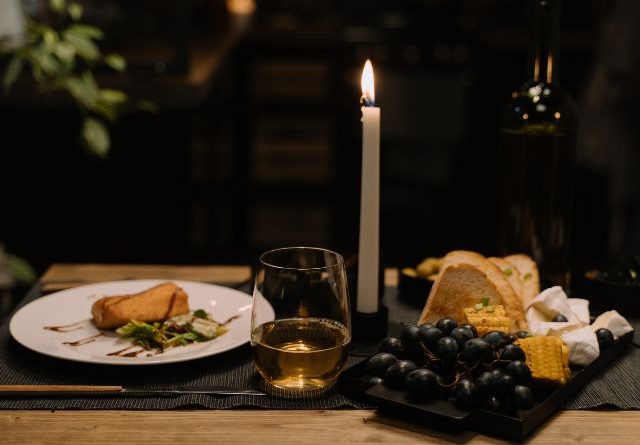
xmin=523 ymin=113 xmax=529 ymax=120
xmin=226 ymin=0 xmax=255 ymax=15
xmin=554 ymin=112 xmax=561 ymax=119
xmin=361 ymin=59 xmax=375 ymax=106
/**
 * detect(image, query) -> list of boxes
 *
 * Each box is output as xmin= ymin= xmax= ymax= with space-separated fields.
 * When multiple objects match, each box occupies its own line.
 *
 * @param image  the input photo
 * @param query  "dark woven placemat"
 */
xmin=0 ymin=282 xmax=638 ymax=410
xmin=0 ymin=283 xmax=370 ymax=410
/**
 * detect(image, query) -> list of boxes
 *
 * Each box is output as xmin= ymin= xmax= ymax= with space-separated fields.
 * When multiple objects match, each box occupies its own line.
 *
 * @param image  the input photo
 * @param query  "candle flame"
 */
xmin=361 ymin=59 xmax=375 ymax=106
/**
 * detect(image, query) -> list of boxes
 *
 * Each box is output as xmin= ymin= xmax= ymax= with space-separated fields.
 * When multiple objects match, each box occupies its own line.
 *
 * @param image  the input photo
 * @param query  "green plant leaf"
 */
xmin=6 ymin=254 xmax=37 ymax=284
xmin=31 ymin=63 xmax=44 ymax=83
xmin=81 ymin=70 xmax=99 ymax=93
xmin=92 ymin=99 xmax=118 ymax=121
xmin=100 ymin=88 xmax=128 ymax=104
xmin=63 ymin=74 xmax=99 ymax=108
xmin=68 ymin=24 xmax=103 ymax=40
xmin=50 ymin=0 xmax=66 ymax=14
xmin=54 ymin=41 xmax=76 ymax=63
xmin=33 ymin=48 xmax=60 ymax=76
xmin=137 ymin=100 xmax=159 ymax=113
xmin=63 ymin=29 xmax=99 ymax=60
xmin=68 ymin=3 xmax=83 ymax=21
xmin=82 ymin=117 xmax=110 ymax=156
xmin=93 ymin=88 xmax=128 ymax=120
xmin=43 ymin=29 xmax=58 ymax=47
xmin=3 ymin=57 xmax=23 ymax=90
xmin=104 ymin=53 xmax=126 ymax=72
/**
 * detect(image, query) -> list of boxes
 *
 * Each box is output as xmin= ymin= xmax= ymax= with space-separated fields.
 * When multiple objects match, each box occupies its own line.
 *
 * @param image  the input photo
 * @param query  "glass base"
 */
xmin=255 ymin=375 xmax=335 ymax=398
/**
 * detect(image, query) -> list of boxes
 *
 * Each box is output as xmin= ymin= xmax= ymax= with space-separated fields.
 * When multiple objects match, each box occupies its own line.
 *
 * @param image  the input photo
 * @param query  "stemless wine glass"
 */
xmin=250 ymin=247 xmax=352 ymax=394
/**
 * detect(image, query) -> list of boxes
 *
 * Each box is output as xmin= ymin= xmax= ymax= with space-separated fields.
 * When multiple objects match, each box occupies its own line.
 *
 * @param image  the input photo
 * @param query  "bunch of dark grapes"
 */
xmin=368 ymin=319 xmax=536 ymax=413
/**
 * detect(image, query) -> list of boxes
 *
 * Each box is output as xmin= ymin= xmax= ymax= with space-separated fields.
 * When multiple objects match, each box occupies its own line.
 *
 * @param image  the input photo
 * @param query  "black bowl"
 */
xmin=575 ymin=269 xmax=640 ymax=316
xmin=398 ymin=269 xmax=433 ymax=307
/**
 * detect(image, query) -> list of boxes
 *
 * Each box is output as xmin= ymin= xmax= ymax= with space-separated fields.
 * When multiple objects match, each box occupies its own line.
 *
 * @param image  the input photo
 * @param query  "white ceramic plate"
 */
xmin=9 ymin=280 xmax=256 ymax=365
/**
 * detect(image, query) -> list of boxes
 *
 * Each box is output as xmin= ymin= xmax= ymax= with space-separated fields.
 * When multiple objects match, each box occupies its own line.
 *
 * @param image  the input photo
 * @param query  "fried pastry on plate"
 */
xmin=91 ymin=282 xmax=189 ymax=329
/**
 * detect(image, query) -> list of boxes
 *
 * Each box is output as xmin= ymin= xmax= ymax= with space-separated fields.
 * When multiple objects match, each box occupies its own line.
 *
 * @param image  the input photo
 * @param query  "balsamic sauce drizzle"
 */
xmin=219 ymin=314 xmax=241 ymax=326
xmin=106 ymin=345 xmax=146 ymax=357
xmin=44 ymin=319 xmax=90 ymax=332
xmin=62 ymin=333 xmax=104 ymax=346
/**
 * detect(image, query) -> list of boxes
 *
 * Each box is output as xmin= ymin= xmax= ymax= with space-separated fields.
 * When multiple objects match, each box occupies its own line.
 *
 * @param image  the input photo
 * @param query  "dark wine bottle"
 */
xmin=498 ymin=0 xmax=578 ymax=289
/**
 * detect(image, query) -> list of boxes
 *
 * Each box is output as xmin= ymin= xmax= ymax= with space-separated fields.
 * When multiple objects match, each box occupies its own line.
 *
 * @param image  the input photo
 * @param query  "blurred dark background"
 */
xmin=0 ymin=0 xmax=636 ymax=279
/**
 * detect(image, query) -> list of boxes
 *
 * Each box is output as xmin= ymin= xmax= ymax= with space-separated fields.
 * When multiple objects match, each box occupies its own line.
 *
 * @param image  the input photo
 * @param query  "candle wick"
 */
xmin=360 ymin=95 xmax=374 ymax=107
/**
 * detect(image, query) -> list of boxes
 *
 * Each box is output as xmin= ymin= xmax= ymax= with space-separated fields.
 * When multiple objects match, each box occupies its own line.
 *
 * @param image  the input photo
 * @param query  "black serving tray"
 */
xmin=339 ymin=331 xmax=634 ymax=441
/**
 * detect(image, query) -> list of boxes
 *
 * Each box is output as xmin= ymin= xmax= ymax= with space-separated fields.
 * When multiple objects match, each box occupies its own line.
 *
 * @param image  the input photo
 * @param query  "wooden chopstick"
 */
xmin=0 ymin=385 xmax=123 ymax=392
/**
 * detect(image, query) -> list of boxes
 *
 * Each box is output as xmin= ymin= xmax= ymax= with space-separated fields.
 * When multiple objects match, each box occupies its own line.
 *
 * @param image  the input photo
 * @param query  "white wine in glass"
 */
xmin=251 ymin=247 xmax=351 ymax=393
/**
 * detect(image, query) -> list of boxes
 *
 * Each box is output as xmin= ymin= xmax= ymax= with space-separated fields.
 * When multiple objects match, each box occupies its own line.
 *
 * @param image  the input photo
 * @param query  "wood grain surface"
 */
xmin=1 ymin=409 xmax=638 ymax=444
xmin=40 ymin=264 xmax=252 ymax=292
xmin=2 ymin=264 xmax=634 ymax=445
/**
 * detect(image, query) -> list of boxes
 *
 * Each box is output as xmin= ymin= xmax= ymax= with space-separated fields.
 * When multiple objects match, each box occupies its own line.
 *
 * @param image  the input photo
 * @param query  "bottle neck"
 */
xmin=528 ymin=0 xmax=560 ymax=84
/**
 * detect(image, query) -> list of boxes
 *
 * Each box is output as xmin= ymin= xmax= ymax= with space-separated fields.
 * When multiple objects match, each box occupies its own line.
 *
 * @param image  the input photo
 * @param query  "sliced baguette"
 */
xmin=419 ymin=251 xmax=528 ymax=331
xmin=488 ymin=256 xmax=524 ymax=303
xmin=504 ymin=254 xmax=540 ymax=309
xmin=91 ymin=282 xmax=189 ymax=329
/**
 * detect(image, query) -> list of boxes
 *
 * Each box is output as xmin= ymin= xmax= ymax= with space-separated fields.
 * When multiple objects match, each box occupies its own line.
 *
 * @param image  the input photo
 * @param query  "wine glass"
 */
xmin=250 ymin=247 xmax=351 ymax=394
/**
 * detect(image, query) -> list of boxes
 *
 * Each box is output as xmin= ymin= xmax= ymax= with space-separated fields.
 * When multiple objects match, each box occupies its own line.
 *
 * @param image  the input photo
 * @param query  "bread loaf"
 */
xmin=504 ymin=254 xmax=540 ymax=309
xmin=488 ymin=256 xmax=524 ymax=303
xmin=418 ymin=251 xmax=528 ymax=331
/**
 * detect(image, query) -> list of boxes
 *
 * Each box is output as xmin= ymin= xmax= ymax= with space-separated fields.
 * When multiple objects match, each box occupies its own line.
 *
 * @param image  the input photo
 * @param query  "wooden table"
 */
xmin=1 ymin=264 xmax=637 ymax=445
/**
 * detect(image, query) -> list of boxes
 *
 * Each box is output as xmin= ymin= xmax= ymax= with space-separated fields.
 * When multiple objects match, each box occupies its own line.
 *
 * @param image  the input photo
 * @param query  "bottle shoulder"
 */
xmin=501 ymin=81 xmax=577 ymax=134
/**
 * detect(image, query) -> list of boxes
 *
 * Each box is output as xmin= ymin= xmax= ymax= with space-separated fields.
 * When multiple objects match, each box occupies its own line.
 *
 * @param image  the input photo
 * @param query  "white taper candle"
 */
xmin=357 ymin=60 xmax=380 ymax=314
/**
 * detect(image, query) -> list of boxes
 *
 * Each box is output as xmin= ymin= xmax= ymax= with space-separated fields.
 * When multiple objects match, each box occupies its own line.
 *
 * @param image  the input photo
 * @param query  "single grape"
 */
xmin=377 ymin=336 xmax=403 ymax=356
xmin=552 ymin=314 xmax=568 ymax=323
xmin=460 ymin=338 xmax=490 ymax=363
xmin=505 ymin=360 xmax=533 ymax=385
xmin=459 ymin=323 xmax=478 ymax=338
xmin=367 ymin=352 xmax=397 ymax=377
xmin=405 ymin=368 xmax=439 ymax=398
xmin=418 ymin=325 xmax=443 ymax=351
xmin=368 ymin=376 xmax=383 ymax=385
xmin=494 ymin=374 xmax=516 ymax=399
xmin=429 ymin=360 xmax=456 ymax=380
xmin=401 ymin=324 xmax=425 ymax=361
xmin=483 ymin=331 xmax=509 ymax=345
xmin=453 ymin=379 xmax=482 ymax=409
xmin=491 ymin=368 xmax=505 ymax=381
xmin=513 ymin=385 xmax=535 ymax=409
xmin=384 ymin=360 xmax=418 ymax=389
xmin=400 ymin=324 xmax=421 ymax=348
xmin=450 ymin=327 xmax=474 ymax=349
xmin=501 ymin=344 xmax=526 ymax=362
xmin=437 ymin=336 xmax=458 ymax=363
xmin=595 ymin=328 xmax=615 ymax=348
xmin=475 ymin=371 xmax=495 ymax=397
xmin=418 ymin=322 xmax=435 ymax=330
xmin=483 ymin=396 xmax=505 ymax=412
xmin=436 ymin=318 xmax=458 ymax=336
xmin=515 ymin=330 xmax=530 ymax=339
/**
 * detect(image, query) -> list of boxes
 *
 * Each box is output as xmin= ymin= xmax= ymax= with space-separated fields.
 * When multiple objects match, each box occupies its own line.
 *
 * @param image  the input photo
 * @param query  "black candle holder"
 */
xmin=352 ymin=305 xmax=389 ymax=341
xmin=343 ymin=251 xmax=389 ymax=342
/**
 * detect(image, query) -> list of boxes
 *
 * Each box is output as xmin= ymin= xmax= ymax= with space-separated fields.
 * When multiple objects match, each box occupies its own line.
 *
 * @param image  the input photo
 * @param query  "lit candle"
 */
xmin=357 ymin=59 xmax=380 ymax=314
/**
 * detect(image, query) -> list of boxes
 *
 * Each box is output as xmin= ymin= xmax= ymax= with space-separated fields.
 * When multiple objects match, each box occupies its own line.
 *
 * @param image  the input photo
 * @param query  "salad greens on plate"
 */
xmin=116 ymin=309 xmax=227 ymax=351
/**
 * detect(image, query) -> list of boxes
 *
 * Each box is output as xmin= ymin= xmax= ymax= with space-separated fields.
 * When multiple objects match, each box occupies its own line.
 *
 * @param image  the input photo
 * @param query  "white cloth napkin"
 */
xmin=525 ymin=286 xmax=600 ymax=365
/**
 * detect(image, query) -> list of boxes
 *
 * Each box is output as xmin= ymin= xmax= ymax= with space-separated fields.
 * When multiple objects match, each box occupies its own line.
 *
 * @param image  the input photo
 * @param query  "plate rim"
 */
xmin=9 ymin=279 xmax=254 ymax=366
